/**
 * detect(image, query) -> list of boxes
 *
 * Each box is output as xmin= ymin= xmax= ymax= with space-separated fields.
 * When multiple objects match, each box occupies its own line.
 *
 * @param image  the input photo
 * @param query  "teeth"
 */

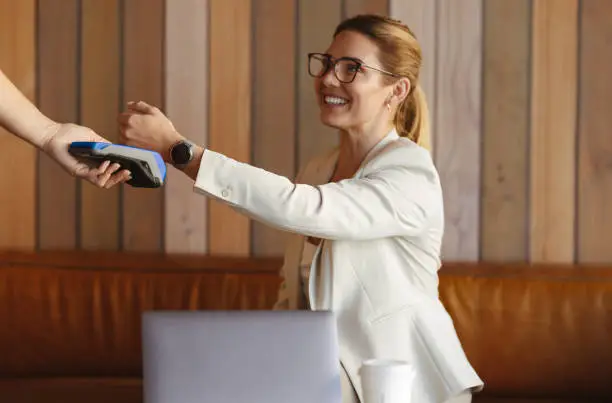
xmin=324 ymin=96 xmax=348 ymax=105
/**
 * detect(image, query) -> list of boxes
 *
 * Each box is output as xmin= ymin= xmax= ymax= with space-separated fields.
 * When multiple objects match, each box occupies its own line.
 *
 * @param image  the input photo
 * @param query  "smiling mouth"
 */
xmin=323 ymin=95 xmax=349 ymax=106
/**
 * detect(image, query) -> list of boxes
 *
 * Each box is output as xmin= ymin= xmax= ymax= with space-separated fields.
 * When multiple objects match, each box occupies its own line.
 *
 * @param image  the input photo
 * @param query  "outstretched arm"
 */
xmin=0 ymin=68 xmax=129 ymax=188
xmin=119 ymin=101 xmax=441 ymax=241
xmin=0 ymin=68 xmax=55 ymax=148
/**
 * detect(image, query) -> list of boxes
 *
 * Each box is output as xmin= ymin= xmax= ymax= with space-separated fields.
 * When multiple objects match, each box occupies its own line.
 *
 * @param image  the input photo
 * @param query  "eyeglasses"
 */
xmin=307 ymin=52 xmax=400 ymax=83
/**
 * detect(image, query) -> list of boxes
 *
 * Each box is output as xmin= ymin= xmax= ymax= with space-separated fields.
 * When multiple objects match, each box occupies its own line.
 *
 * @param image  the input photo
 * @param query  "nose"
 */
xmin=320 ymin=65 xmax=340 ymax=87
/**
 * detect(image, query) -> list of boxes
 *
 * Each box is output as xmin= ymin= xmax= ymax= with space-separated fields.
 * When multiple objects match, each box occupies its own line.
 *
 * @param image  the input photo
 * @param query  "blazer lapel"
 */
xmin=354 ymin=128 xmax=400 ymax=178
xmin=285 ymin=128 xmax=400 ymax=310
xmin=305 ymin=127 xmax=400 ymax=184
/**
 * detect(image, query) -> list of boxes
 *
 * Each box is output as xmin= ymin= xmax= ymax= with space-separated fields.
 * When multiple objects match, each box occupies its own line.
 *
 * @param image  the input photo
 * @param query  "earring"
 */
xmin=385 ymin=95 xmax=393 ymax=112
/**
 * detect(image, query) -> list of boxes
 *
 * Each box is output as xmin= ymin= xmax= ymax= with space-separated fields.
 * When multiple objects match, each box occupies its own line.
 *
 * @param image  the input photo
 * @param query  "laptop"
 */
xmin=142 ymin=310 xmax=342 ymax=403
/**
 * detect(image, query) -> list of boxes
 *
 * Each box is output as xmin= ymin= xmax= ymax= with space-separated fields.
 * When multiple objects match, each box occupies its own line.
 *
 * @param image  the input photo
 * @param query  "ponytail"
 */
xmin=394 ymin=84 xmax=431 ymax=152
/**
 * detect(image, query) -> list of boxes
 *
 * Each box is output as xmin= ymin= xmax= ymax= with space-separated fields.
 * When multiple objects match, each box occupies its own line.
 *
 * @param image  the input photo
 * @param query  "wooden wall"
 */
xmin=0 ymin=0 xmax=610 ymax=264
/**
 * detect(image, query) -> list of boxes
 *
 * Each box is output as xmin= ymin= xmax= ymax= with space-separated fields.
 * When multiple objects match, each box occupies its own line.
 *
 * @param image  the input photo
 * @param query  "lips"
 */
xmin=323 ymin=95 xmax=349 ymax=106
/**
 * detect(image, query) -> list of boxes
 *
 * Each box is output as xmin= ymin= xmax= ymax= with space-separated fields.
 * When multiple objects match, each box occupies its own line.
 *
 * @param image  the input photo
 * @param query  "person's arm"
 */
xmin=0 ymin=68 xmax=57 ymax=148
xmin=192 ymin=146 xmax=439 ymax=240
xmin=119 ymin=101 xmax=441 ymax=241
xmin=0 ymin=68 xmax=130 ymax=188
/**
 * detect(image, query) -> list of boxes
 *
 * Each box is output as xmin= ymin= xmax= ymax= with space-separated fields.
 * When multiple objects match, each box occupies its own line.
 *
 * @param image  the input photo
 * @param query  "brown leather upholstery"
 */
xmin=0 ymin=252 xmax=610 ymax=403
xmin=439 ymin=263 xmax=612 ymax=402
xmin=0 ymin=251 xmax=281 ymax=377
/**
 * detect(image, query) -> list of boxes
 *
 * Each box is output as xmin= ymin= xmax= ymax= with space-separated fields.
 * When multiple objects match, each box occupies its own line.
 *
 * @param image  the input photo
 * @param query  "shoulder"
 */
xmin=372 ymin=137 xmax=433 ymax=166
xmin=366 ymin=139 xmax=443 ymax=224
xmin=365 ymin=138 xmax=438 ymax=183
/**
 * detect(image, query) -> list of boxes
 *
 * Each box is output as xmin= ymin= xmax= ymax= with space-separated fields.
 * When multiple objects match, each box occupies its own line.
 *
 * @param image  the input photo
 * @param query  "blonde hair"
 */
xmin=334 ymin=14 xmax=431 ymax=151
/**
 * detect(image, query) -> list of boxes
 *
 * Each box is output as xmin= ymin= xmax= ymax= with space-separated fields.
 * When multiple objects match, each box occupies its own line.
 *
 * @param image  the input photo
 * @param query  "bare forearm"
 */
xmin=0 ymin=68 xmax=58 ymax=149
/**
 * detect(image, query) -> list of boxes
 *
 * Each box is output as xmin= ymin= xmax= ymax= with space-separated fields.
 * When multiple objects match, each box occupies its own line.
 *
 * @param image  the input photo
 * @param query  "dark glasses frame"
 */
xmin=307 ymin=52 xmax=400 ymax=83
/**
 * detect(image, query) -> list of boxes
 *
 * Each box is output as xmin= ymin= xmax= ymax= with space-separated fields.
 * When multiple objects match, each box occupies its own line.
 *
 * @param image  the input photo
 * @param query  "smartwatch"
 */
xmin=169 ymin=140 xmax=195 ymax=169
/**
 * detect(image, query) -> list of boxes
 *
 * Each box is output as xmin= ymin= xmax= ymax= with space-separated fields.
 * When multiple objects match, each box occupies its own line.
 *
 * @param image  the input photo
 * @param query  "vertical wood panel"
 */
xmin=37 ymin=0 xmax=79 ymax=249
xmin=209 ymin=0 xmax=252 ymax=255
xmin=0 ymin=0 xmax=36 ymax=250
xmin=164 ymin=0 xmax=208 ymax=254
xmin=122 ymin=0 xmax=165 ymax=252
xmin=5 ymin=1 xmax=611 ymax=264
xmin=530 ymin=0 xmax=578 ymax=263
xmin=80 ymin=0 xmax=121 ymax=250
xmin=435 ymin=0 xmax=483 ymax=261
xmin=389 ymin=0 xmax=437 ymax=152
xmin=481 ymin=0 xmax=530 ymax=262
xmin=577 ymin=0 xmax=612 ymax=263
xmin=252 ymin=0 xmax=296 ymax=256
xmin=297 ymin=0 xmax=342 ymax=169
xmin=343 ymin=0 xmax=388 ymax=18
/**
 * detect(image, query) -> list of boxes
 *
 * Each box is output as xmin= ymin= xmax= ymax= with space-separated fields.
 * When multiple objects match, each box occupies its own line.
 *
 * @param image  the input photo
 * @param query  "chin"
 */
xmin=319 ymin=110 xmax=350 ymax=130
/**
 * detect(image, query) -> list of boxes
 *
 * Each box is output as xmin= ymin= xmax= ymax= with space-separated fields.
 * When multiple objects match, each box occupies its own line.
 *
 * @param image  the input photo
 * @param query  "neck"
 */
xmin=332 ymin=121 xmax=394 ymax=181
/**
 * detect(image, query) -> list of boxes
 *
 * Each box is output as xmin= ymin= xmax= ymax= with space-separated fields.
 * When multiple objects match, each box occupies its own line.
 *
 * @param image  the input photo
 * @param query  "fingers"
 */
xmin=127 ymin=100 xmax=159 ymax=115
xmin=97 ymin=162 xmax=122 ymax=187
xmin=103 ymin=169 xmax=131 ymax=189
xmin=117 ymin=112 xmax=132 ymax=126
xmin=98 ymin=160 xmax=111 ymax=172
xmin=117 ymin=119 xmax=135 ymax=146
xmin=86 ymin=161 xmax=132 ymax=189
xmin=117 ymin=113 xmax=139 ymax=142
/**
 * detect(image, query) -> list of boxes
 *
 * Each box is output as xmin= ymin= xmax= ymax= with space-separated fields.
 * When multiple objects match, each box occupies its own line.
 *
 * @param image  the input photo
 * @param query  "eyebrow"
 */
xmin=346 ymin=56 xmax=366 ymax=64
xmin=323 ymin=53 xmax=367 ymax=64
xmin=322 ymin=52 xmax=401 ymax=78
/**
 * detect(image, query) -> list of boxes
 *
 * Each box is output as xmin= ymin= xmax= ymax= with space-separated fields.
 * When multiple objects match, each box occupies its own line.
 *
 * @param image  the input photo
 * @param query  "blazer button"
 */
xmin=221 ymin=189 xmax=230 ymax=198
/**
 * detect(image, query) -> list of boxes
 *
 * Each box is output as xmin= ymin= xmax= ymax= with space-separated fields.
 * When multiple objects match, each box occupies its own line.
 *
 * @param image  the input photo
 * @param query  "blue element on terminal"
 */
xmin=154 ymin=152 xmax=167 ymax=180
xmin=70 ymin=141 xmax=111 ymax=150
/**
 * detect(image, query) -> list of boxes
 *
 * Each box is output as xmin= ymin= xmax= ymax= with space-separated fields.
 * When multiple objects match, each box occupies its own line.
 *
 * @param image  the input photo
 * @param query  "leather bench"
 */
xmin=0 ymin=251 xmax=609 ymax=402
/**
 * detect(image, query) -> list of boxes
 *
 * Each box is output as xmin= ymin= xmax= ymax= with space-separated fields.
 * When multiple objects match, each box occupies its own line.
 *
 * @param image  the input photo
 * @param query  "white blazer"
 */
xmin=193 ymin=129 xmax=484 ymax=403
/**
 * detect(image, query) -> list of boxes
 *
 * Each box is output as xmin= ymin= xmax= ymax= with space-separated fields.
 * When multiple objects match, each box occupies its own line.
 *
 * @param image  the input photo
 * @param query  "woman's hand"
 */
xmin=118 ymin=101 xmax=183 ymax=162
xmin=42 ymin=122 xmax=131 ymax=189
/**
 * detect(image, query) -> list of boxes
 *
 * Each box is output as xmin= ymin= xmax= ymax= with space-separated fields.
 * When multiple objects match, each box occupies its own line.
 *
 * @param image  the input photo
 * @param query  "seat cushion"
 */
xmin=0 ymin=378 xmax=142 ymax=403
xmin=439 ymin=263 xmax=612 ymax=400
xmin=1 ymin=379 xmax=599 ymax=403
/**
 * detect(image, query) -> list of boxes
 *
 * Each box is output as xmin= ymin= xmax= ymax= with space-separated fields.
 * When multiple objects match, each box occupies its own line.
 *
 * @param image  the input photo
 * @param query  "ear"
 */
xmin=392 ymin=78 xmax=411 ymax=104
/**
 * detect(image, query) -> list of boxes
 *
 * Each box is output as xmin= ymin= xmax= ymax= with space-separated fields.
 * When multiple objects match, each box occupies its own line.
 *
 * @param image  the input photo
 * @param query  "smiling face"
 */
xmin=313 ymin=30 xmax=397 ymax=134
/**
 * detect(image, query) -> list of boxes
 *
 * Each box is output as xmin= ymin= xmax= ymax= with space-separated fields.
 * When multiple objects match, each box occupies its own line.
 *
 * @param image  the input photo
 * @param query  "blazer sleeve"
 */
xmin=193 ymin=145 xmax=441 ymax=241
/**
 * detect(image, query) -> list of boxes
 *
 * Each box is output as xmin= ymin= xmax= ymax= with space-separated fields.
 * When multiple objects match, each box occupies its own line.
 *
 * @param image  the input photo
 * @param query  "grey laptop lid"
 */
xmin=142 ymin=310 xmax=342 ymax=403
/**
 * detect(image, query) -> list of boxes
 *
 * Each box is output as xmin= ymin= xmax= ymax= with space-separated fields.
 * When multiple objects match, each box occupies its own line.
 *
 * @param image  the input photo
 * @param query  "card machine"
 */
xmin=68 ymin=142 xmax=167 ymax=188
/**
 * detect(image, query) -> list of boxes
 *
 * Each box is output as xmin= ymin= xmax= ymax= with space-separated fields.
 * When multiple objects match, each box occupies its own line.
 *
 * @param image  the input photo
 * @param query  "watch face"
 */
xmin=171 ymin=142 xmax=192 ymax=165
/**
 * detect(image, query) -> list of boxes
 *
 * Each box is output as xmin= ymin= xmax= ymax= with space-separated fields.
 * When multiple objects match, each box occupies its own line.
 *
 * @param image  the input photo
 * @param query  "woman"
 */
xmin=0 ymin=68 xmax=129 ymax=188
xmin=119 ymin=14 xmax=483 ymax=403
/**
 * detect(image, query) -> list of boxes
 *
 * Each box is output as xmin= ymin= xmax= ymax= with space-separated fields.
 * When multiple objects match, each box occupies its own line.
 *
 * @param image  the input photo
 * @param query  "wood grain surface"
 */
xmin=164 ymin=0 xmax=209 ymax=254
xmin=481 ymin=0 xmax=531 ymax=262
xmin=0 ymin=1 xmax=610 ymax=265
xmin=0 ymin=0 xmax=37 ymax=250
xmin=577 ymin=0 xmax=612 ymax=263
xmin=252 ymin=0 xmax=297 ymax=256
xmin=208 ymin=0 xmax=252 ymax=255
xmin=435 ymin=0 xmax=483 ymax=261
xmin=80 ymin=0 xmax=121 ymax=250
xmin=121 ymin=0 xmax=165 ymax=252
xmin=529 ymin=0 xmax=578 ymax=263
xmin=36 ymin=0 xmax=79 ymax=249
